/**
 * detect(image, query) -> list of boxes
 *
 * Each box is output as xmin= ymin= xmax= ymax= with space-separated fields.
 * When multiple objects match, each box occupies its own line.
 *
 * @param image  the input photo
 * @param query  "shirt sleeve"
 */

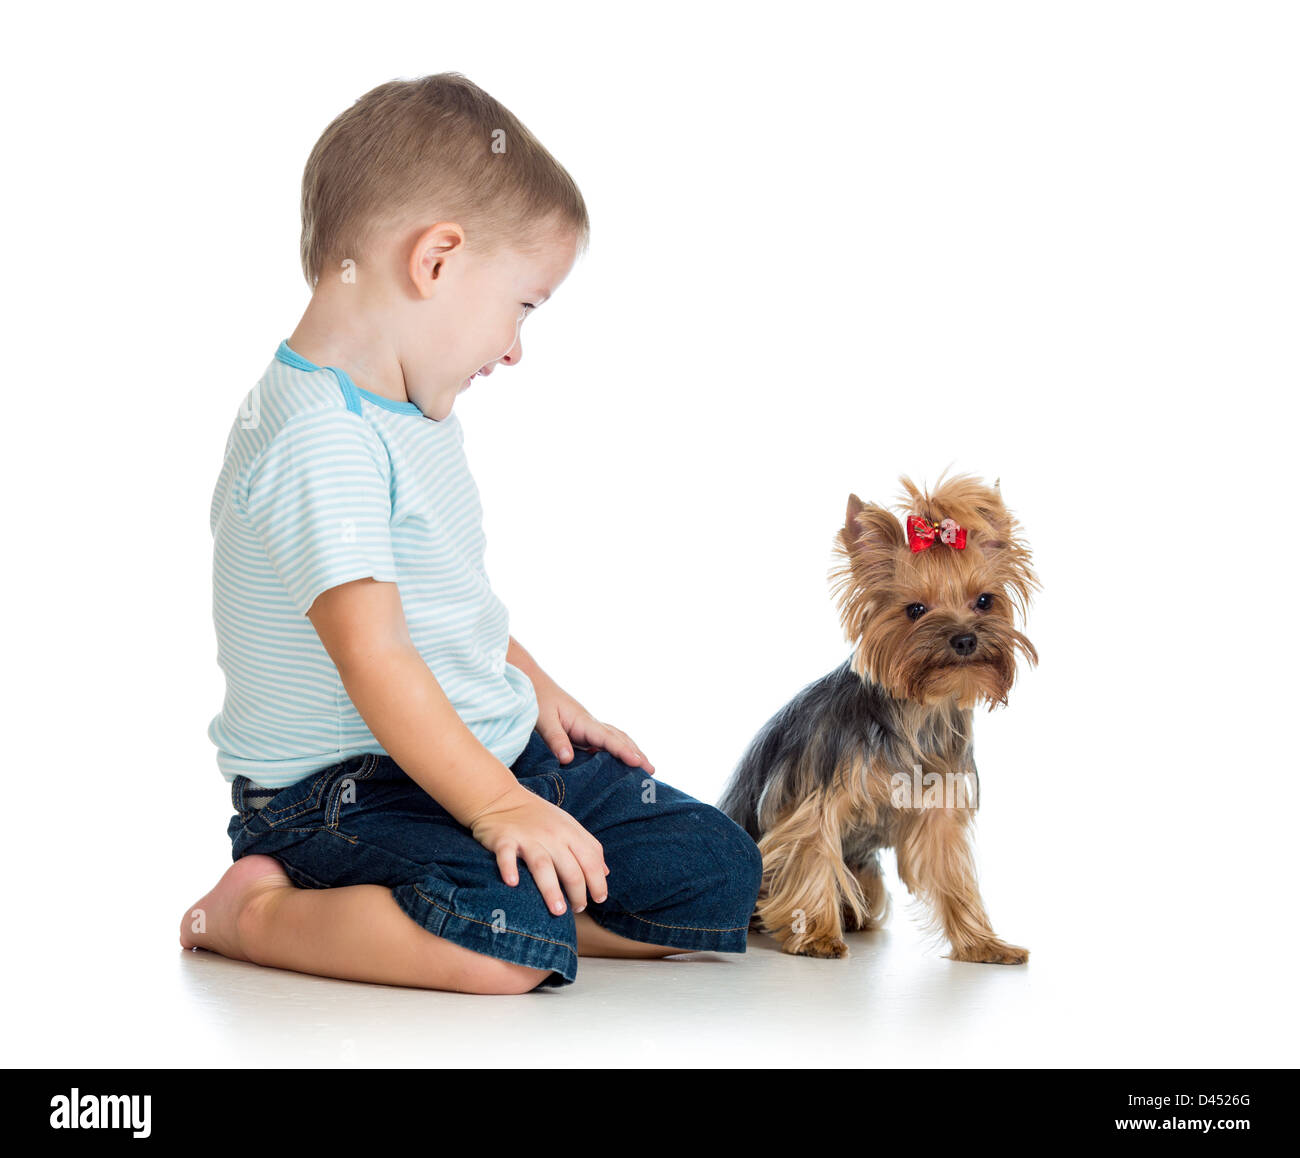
xmin=238 ymin=408 xmax=400 ymax=616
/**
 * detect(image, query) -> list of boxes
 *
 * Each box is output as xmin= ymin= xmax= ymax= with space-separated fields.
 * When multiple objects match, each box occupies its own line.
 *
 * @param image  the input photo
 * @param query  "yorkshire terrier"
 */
xmin=718 ymin=472 xmax=1038 ymax=964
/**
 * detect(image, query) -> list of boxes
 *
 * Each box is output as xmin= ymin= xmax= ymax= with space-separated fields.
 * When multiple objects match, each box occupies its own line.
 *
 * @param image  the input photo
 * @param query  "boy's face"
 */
xmin=403 ymin=222 xmax=579 ymax=421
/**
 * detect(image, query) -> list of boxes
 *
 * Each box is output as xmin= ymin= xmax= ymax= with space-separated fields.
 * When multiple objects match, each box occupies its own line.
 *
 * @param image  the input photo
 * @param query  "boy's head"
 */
xmin=298 ymin=73 xmax=588 ymax=419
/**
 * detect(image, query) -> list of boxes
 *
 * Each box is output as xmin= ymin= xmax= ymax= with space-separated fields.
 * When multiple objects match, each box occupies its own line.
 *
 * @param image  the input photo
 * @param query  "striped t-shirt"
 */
xmin=206 ymin=339 xmax=539 ymax=788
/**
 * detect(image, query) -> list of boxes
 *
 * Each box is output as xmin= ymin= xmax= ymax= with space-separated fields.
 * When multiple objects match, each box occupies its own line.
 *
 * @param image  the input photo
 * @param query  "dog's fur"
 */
xmin=718 ymin=472 xmax=1038 ymax=963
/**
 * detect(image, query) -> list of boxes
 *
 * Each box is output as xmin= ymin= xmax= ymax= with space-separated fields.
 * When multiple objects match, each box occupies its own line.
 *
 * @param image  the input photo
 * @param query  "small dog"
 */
xmin=718 ymin=472 xmax=1038 ymax=964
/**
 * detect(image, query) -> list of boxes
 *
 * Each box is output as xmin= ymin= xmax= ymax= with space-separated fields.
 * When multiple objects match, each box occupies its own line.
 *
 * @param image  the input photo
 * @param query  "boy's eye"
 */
xmin=521 ymin=303 xmax=536 ymax=313
xmin=974 ymin=593 xmax=994 ymax=611
xmin=906 ymin=603 xmax=927 ymax=620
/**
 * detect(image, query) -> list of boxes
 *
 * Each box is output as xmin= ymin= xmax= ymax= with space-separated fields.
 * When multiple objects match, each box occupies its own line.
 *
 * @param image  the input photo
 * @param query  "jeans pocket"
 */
xmin=243 ymin=755 xmax=376 ymax=834
xmin=320 ymin=753 xmax=383 ymax=840
xmin=228 ymin=769 xmax=329 ymax=860
xmin=519 ymin=769 xmax=566 ymax=808
xmin=246 ymin=768 xmax=331 ymax=832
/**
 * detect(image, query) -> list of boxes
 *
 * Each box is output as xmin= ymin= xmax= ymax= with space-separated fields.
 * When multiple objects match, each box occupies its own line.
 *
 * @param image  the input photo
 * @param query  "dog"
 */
xmin=718 ymin=472 xmax=1038 ymax=963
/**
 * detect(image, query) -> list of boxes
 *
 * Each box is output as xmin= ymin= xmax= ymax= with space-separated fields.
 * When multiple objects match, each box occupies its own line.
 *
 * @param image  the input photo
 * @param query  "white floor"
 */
xmin=9 ymin=698 xmax=1294 ymax=1070
xmin=10 ymin=851 xmax=1289 ymax=1068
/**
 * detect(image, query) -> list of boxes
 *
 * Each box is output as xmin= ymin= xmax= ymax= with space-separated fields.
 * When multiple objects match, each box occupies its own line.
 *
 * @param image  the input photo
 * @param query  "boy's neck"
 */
xmin=287 ymin=283 xmax=412 ymax=407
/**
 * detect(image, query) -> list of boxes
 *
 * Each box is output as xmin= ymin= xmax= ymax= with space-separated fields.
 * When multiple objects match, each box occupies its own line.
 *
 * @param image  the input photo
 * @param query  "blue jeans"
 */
xmin=227 ymin=730 xmax=763 ymax=988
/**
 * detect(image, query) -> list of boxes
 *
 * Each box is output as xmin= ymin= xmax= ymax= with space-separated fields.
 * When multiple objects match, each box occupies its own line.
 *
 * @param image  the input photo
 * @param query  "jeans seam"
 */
xmin=408 ymin=882 xmax=576 ymax=953
xmin=327 ymin=753 xmax=381 ymax=833
xmin=614 ymin=911 xmax=752 ymax=934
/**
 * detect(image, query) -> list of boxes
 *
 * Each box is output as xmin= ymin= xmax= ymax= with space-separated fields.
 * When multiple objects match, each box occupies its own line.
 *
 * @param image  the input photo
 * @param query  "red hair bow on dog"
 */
xmin=906 ymin=515 xmax=967 ymax=553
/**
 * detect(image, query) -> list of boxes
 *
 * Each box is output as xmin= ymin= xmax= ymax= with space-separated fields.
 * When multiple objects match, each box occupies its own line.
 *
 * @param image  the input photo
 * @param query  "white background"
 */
xmin=2 ymin=0 xmax=1296 ymax=1068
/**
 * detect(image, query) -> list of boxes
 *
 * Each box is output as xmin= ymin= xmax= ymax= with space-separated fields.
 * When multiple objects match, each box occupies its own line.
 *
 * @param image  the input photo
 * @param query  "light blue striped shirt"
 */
xmin=206 ymin=340 xmax=539 ymax=788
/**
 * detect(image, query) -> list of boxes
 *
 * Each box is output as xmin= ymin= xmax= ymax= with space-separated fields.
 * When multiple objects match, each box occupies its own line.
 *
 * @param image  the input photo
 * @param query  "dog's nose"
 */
xmin=949 ymin=632 xmax=977 ymax=656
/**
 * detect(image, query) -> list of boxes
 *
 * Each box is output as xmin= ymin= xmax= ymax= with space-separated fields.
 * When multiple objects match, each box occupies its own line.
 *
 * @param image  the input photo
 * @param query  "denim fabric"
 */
xmin=227 ymin=730 xmax=763 ymax=988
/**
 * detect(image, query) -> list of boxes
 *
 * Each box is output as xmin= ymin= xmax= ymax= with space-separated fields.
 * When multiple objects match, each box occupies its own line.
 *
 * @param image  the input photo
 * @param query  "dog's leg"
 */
xmin=755 ymin=790 xmax=865 ymax=958
xmin=894 ymin=808 xmax=1028 ymax=964
xmin=842 ymin=853 xmax=891 ymax=932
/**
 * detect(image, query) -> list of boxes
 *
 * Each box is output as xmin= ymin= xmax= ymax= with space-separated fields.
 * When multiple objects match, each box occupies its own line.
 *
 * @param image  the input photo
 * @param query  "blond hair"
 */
xmin=299 ymin=72 xmax=589 ymax=289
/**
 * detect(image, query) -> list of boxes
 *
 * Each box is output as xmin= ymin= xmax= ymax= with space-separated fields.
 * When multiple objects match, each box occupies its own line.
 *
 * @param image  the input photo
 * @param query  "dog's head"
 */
xmin=829 ymin=472 xmax=1039 ymax=709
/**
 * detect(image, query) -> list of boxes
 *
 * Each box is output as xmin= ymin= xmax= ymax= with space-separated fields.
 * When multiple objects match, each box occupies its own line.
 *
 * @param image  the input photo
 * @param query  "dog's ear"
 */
xmin=843 ymin=493 xmax=905 ymax=557
xmin=831 ymin=494 xmax=906 ymax=641
xmin=842 ymin=493 xmax=904 ymax=574
xmin=969 ymin=480 xmax=1040 ymax=619
xmin=971 ymin=484 xmax=1013 ymax=551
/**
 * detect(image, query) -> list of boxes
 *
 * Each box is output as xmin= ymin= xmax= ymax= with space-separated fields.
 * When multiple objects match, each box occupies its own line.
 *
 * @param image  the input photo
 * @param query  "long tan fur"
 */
xmin=743 ymin=472 xmax=1037 ymax=965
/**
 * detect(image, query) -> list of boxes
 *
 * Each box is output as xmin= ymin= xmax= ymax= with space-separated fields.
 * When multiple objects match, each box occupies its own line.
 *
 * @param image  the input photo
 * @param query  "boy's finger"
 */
xmin=621 ymin=739 xmax=654 ymax=775
xmin=576 ymin=845 xmax=608 ymax=904
xmin=553 ymin=851 xmax=589 ymax=913
xmin=540 ymin=721 xmax=574 ymax=762
xmin=520 ymin=846 xmax=568 ymax=917
xmin=495 ymin=847 xmax=520 ymax=888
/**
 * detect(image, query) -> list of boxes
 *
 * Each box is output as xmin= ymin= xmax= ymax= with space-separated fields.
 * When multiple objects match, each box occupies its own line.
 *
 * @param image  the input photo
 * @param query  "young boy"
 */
xmin=180 ymin=73 xmax=763 ymax=993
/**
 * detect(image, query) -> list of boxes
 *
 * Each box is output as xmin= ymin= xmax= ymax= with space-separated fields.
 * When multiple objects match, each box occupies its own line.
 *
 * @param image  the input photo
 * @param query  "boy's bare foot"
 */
xmin=179 ymin=855 xmax=294 ymax=961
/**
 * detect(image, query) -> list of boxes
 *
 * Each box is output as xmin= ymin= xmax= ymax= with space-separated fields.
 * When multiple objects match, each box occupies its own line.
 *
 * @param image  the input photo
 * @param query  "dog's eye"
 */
xmin=906 ymin=603 xmax=927 ymax=620
xmin=974 ymin=593 xmax=994 ymax=611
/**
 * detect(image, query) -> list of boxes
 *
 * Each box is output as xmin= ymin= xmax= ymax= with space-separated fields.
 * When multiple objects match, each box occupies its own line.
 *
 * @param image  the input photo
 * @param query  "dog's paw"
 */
xmin=787 ymin=934 xmax=850 ymax=959
xmin=948 ymin=940 xmax=1029 ymax=965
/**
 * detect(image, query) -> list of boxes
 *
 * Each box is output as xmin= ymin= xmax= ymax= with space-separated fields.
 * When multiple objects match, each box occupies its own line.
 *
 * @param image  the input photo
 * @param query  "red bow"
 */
xmin=906 ymin=515 xmax=967 ymax=553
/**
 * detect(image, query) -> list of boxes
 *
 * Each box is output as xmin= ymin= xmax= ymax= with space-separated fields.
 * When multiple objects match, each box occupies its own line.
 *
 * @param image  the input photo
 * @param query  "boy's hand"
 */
xmin=467 ymin=785 xmax=609 ymax=916
xmin=533 ymin=671 xmax=655 ymax=775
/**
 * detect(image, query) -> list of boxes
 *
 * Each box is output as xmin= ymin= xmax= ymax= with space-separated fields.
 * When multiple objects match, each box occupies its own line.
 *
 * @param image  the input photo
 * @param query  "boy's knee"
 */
xmin=741 ymin=828 xmax=764 ymax=889
xmin=682 ymin=804 xmax=764 ymax=909
xmin=454 ymin=954 xmax=553 ymax=995
xmin=730 ymin=820 xmax=765 ymax=903
xmin=707 ymin=805 xmax=763 ymax=876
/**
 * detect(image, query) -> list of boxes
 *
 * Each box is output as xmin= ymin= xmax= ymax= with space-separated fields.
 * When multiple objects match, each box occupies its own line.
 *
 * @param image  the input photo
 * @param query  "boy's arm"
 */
xmin=308 ymin=576 xmax=608 ymax=912
xmin=504 ymin=634 xmax=655 ymax=775
xmin=505 ymin=634 xmax=531 ymax=674
xmin=506 ymin=634 xmax=545 ymax=683
xmin=307 ymin=576 xmax=524 ymax=825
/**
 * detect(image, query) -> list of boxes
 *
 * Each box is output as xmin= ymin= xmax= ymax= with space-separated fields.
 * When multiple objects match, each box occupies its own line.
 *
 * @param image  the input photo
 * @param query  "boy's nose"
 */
xmin=497 ymin=330 xmax=524 ymax=369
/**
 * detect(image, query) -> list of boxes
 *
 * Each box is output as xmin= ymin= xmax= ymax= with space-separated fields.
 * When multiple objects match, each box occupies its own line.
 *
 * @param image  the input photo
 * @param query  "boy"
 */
xmin=180 ymin=73 xmax=762 ymax=992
